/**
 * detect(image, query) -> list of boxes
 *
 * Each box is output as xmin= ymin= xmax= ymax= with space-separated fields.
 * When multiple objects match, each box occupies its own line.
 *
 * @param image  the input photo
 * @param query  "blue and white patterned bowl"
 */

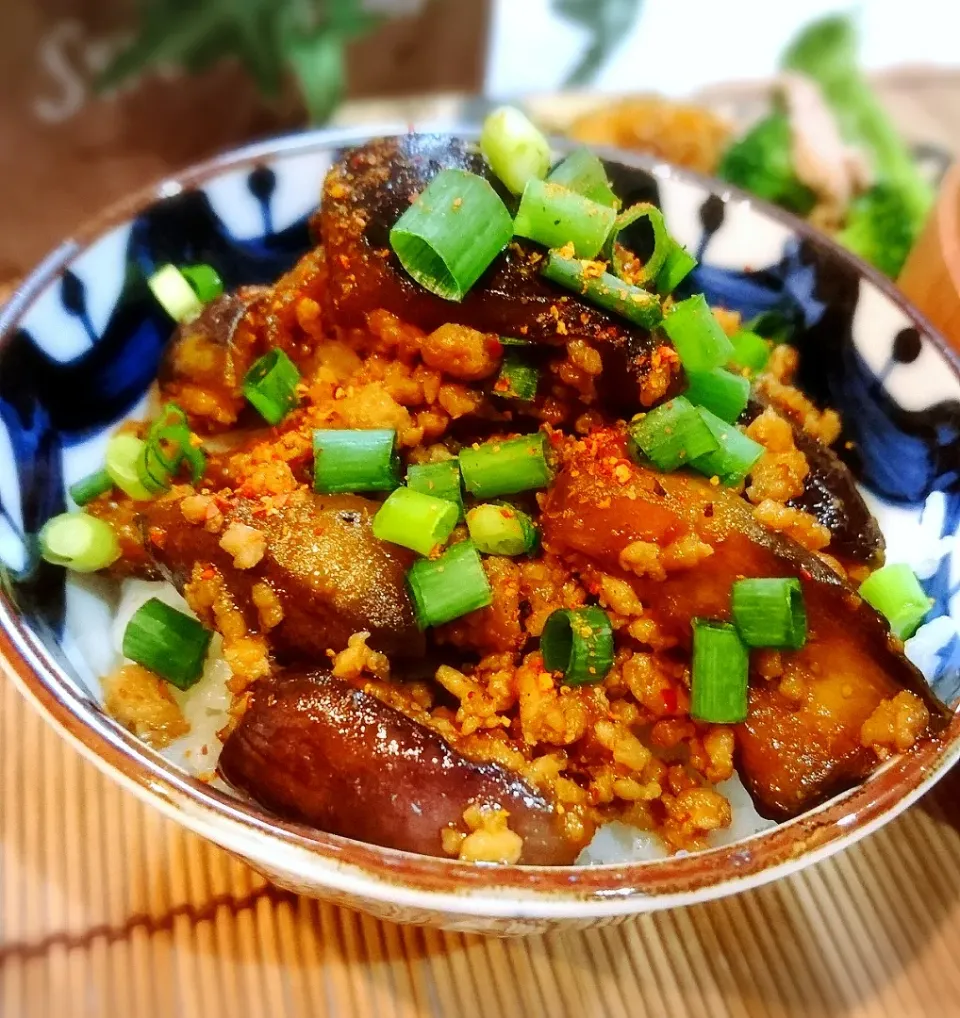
xmin=2 ymin=127 xmax=959 ymax=934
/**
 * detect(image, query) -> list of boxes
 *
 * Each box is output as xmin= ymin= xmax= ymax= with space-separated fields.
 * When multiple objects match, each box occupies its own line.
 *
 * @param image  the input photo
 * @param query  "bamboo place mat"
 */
xmin=5 ymin=74 xmax=960 ymax=1018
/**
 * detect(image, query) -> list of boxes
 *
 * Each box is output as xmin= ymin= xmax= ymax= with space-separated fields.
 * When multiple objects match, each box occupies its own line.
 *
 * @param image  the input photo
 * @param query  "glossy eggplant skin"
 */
xmin=540 ymin=430 xmax=948 ymax=820
xmin=316 ymin=135 xmax=676 ymax=405
xmin=138 ymin=490 xmax=423 ymax=659
xmin=742 ymin=398 xmax=885 ymax=566
xmin=218 ymin=670 xmax=580 ymax=864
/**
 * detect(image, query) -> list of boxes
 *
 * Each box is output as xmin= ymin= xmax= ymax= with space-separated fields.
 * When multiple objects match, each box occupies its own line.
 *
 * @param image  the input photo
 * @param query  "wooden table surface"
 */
xmin=3 ymin=73 xmax=960 ymax=1018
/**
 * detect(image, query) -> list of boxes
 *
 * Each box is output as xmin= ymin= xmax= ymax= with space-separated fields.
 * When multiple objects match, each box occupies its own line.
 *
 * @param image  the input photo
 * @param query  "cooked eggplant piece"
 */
xmin=159 ymin=250 xmax=327 ymax=431
xmin=219 ymin=669 xmax=580 ymax=864
xmin=742 ymin=397 xmax=884 ymax=566
xmin=137 ymin=490 xmax=423 ymax=659
xmin=540 ymin=430 xmax=948 ymax=819
xmin=159 ymin=288 xmax=267 ymax=428
xmin=317 ymin=135 xmax=677 ymax=405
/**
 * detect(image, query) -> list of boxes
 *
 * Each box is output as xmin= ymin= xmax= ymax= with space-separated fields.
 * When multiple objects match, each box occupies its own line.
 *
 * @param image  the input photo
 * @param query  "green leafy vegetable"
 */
xmin=836 ymin=184 xmax=927 ymax=279
xmin=781 ymin=13 xmax=933 ymax=276
xmin=717 ymin=112 xmax=816 ymax=216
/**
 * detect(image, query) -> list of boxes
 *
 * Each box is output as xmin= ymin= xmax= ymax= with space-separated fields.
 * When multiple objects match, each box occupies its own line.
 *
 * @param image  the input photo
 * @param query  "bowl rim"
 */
xmin=2 ymin=124 xmax=959 ymax=920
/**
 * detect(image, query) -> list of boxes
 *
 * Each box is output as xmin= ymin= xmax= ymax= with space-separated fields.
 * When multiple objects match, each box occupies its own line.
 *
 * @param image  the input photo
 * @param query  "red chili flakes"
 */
xmin=661 ymin=687 xmax=679 ymax=714
xmin=703 ymin=503 xmax=715 ymax=518
xmin=800 ymin=568 xmax=812 ymax=581
xmin=200 ymin=566 xmax=216 ymax=581
xmin=148 ymin=527 xmax=166 ymax=549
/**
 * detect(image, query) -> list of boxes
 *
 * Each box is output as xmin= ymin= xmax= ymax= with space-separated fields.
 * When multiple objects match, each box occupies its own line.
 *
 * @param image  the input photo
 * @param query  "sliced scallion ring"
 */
xmin=858 ymin=563 xmax=931 ymax=640
xmin=627 ymin=396 xmax=720 ymax=472
xmin=243 ymin=349 xmax=301 ymax=425
xmin=480 ymin=105 xmax=552 ymax=196
xmin=390 ymin=168 xmax=513 ymax=301
xmin=690 ymin=618 xmax=749 ymax=723
xmin=540 ymin=606 xmax=614 ymax=686
xmin=514 ymin=180 xmax=617 ymax=260
xmin=122 ymin=598 xmax=212 ymax=690
xmin=372 ymin=487 xmax=459 ymax=557
xmin=313 ymin=429 xmax=401 ymax=494
xmin=465 ymin=504 xmax=538 ymax=556
xmin=38 ymin=512 xmax=121 ymax=573
xmin=459 ymin=432 xmax=553 ymax=499
xmin=106 ymin=434 xmax=158 ymax=501
xmin=406 ymin=460 xmax=464 ymax=521
xmin=407 ymin=540 xmax=492 ymax=628
xmin=684 ymin=367 xmax=751 ymax=424
xmin=69 ymin=468 xmax=114 ymax=507
xmin=689 ymin=408 xmax=764 ymax=487
xmin=731 ymin=577 xmax=807 ymax=649
xmin=493 ymin=350 xmax=539 ymax=401
xmin=179 ymin=263 xmax=224 ymax=304
xmin=729 ymin=330 xmax=772 ymax=373
xmin=147 ymin=264 xmax=204 ymax=323
xmin=547 ymin=148 xmax=619 ymax=208
xmin=541 ymin=252 xmax=663 ymax=330
xmin=663 ymin=294 xmax=735 ymax=374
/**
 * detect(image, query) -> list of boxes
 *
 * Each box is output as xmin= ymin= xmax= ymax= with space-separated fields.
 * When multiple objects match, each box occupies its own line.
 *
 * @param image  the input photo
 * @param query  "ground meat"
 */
xmin=661 ymin=787 xmax=732 ymax=851
xmin=330 ymin=630 xmax=390 ymax=681
xmin=757 ymin=375 xmax=843 ymax=446
xmin=250 ymin=582 xmax=284 ymax=630
xmin=219 ymin=522 xmax=266 ymax=569
xmin=420 ymin=323 xmax=502 ymax=381
xmin=861 ymin=691 xmax=930 ymax=760
xmin=619 ymin=534 xmax=712 ymax=580
xmin=752 ymin=498 xmax=831 ymax=552
xmin=746 ymin=408 xmax=810 ymax=504
xmin=102 ymin=664 xmax=189 ymax=748
xmin=456 ymin=804 xmax=523 ymax=864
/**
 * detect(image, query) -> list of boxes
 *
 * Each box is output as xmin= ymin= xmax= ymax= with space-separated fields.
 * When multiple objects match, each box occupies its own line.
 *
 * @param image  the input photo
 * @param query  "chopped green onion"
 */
xmin=242 ymin=349 xmax=301 ymax=425
xmin=465 ymin=504 xmax=538 ymax=556
xmin=407 ymin=540 xmax=492 ymax=628
xmin=690 ymin=408 xmax=765 ymax=487
xmin=390 ymin=168 xmax=513 ymax=302
xmin=744 ymin=309 xmax=796 ymax=344
xmin=122 ymin=598 xmax=212 ymax=690
xmin=106 ymin=434 xmax=156 ymax=501
xmin=684 ymin=368 xmax=751 ymax=423
xmin=69 ymin=468 xmax=113 ymax=507
xmin=147 ymin=264 xmax=204 ymax=323
xmin=657 ymin=244 xmax=698 ymax=295
xmin=690 ymin=618 xmax=750 ymax=723
xmin=313 ymin=429 xmax=401 ymax=494
xmin=460 ymin=432 xmax=553 ymax=499
xmin=372 ymin=487 xmax=459 ymax=557
xmin=38 ymin=512 xmax=120 ymax=573
xmin=493 ymin=350 xmax=540 ymax=401
xmin=663 ymin=295 xmax=735 ymax=373
xmin=541 ymin=252 xmax=663 ymax=330
xmin=514 ymin=180 xmax=616 ymax=260
xmin=602 ymin=203 xmax=697 ymax=294
xmin=731 ymin=578 xmax=807 ymax=649
xmin=499 ymin=335 xmax=534 ymax=347
xmin=627 ymin=396 xmax=720 ymax=472
xmin=540 ymin=606 xmax=614 ymax=686
xmin=859 ymin=563 xmax=931 ymax=640
xmin=480 ymin=105 xmax=552 ymax=196
xmin=547 ymin=148 xmax=619 ymax=208
xmin=603 ymin=203 xmax=669 ymax=284
xmin=138 ymin=403 xmax=204 ymax=494
xmin=406 ymin=460 xmax=464 ymax=521
xmin=179 ymin=264 xmax=224 ymax=304
xmin=729 ymin=330 xmax=771 ymax=373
